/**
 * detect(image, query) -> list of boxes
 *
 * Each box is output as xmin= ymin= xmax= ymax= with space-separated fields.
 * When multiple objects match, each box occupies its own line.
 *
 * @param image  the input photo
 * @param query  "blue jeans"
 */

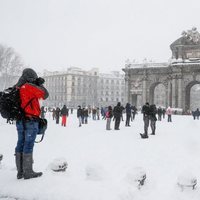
xmin=15 ymin=120 xmax=39 ymax=154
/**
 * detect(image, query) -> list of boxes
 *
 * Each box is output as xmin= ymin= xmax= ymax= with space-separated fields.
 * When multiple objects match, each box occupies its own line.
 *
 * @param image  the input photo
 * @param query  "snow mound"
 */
xmin=177 ymin=171 xmax=197 ymax=190
xmin=49 ymin=157 xmax=68 ymax=172
xmin=125 ymin=167 xmax=146 ymax=189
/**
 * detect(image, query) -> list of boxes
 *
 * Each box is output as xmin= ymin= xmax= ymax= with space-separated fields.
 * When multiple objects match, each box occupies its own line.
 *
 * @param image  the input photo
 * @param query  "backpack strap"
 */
xmin=35 ymin=134 xmax=45 ymax=143
xmin=22 ymin=97 xmax=35 ymax=111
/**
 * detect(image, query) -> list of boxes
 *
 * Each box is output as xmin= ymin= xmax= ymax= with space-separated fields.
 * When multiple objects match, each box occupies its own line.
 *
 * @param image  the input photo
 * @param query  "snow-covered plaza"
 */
xmin=0 ymin=112 xmax=200 ymax=200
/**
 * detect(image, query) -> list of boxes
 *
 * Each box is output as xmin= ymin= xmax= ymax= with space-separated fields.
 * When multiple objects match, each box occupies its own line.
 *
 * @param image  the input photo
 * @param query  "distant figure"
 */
xmin=157 ymin=107 xmax=162 ymax=121
xmin=149 ymin=104 xmax=157 ymax=135
xmin=113 ymin=102 xmax=122 ymax=130
xmin=83 ymin=107 xmax=89 ymax=124
xmin=52 ymin=108 xmax=56 ymax=120
xmin=125 ymin=103 xmax=131 ymax=127
xmin=106 ymin=106 xmax=113 ymax=130
xmin=140 ymin=102 xmax=150 ymax=138
xmin=131 ymin=105 xmax=137 ymax=121
xmin=77 ymin=106 xmax=82 ymax=127
xmin=61 ymin=105 xmax=69 ymax=127
xmin=166 ymin=106 xmax=172 ymax=122
xmin=162 ymin=108 xmax=166 ymax=119
xmin=70 ymin=108 xmax=73 ymax=114
xmin=40 ymin=106 xmax=46 ymax=119
xmin=193 ymin=108 xmax=200 ymax=120
xmin=55 ymin=107 xmax=61 ymax=124
xmin=92 ymin=107 xmax=97 ymax=120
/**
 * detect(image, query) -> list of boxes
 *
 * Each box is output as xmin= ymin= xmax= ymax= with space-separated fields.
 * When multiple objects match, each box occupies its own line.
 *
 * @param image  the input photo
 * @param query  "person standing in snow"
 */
xmin=55 ymin=107 xmax=61 ymax=124
xmin=15 ymin=68 xmax=49 ymax=179
xmin=83 ymin=107 xmax=89 ymax=124
xmin=166 ymin=106 xmax=172 ymax=122
xmin=113 ymin=102 xmax=122 ymax=130
xmin=140 ymin=102 xmax=151 ymax=138
xmin=149 ymin=104 xmax=157 ymax=135
xmin=77 ymin=105 xmax=82 ymax=127
xmin=125 ymin=103 xmax=131 ymax=127
xmin=106 ymin=106 xmax=113 ymax=130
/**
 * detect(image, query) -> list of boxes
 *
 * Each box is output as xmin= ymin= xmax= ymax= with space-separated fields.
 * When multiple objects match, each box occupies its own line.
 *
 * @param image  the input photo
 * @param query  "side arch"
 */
xmin=185 ymin=81 xmax=200 ymax=111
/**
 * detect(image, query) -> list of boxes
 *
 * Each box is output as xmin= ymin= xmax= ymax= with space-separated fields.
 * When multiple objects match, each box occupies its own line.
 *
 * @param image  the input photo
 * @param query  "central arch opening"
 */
xmin=150 ymin=83 xmax=166 ymax=107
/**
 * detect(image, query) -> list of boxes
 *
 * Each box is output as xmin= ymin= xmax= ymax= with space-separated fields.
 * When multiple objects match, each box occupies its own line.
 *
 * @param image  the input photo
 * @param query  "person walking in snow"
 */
xmin=15 ymin=68 xmax=49 ymax=179
xmin=61 ymin=105 xmax=69 ymax=126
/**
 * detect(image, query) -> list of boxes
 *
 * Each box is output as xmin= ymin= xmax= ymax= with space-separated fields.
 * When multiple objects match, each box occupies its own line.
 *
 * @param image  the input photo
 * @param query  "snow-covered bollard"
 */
xmin=177 ymin=172 xmax=197 ymax=191
xmin=85 ymin=164 xmax=106 ymax=181
xmin=125 ymin=167 xmax=146 ymax=189
xmin=49 ymin=158 xmax=68 ymax=172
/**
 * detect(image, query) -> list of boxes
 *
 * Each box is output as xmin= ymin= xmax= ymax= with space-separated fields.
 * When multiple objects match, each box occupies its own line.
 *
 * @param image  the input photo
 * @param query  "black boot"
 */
xmin=140 ymin=133 xmax=148 ymax=139
xmin=23 ymin=153 xmax=43 ymax=179
xmin=15 ymin=152 xmax=23 ymax=179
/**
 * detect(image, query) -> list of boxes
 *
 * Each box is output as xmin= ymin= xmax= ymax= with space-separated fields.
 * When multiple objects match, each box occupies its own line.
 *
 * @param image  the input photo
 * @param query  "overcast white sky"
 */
xmin=0 ymin=0 xmax=200 ymax=73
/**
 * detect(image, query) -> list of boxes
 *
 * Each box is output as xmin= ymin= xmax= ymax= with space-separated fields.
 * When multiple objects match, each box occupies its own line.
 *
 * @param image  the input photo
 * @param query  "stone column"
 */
xmin=142 ymin=75 xmax=147 ymax=104
xmin=171 ymin=75 xmax=177 ymax=108
xmin=125 ymin=73 xmax=130 ymax=103
xmin=177 ymin=76 xmax=183 ymax=109
xmin=167 ymin=80 xmax=172 ymax=107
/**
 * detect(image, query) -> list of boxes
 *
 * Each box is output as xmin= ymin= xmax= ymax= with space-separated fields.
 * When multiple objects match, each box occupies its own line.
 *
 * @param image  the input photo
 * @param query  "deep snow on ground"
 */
xmin=0 ymin=112 xmax=200 ymax=200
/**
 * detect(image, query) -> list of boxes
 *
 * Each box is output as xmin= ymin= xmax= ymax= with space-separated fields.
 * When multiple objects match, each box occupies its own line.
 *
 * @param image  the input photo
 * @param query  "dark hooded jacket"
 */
xmin=16 ymin=68 xmax=49 ymax=118
xmin=113 ymin=102 xmax=122 ymax=118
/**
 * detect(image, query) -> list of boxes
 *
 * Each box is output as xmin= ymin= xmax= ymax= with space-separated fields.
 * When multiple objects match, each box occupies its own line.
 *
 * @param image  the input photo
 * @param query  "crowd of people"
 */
xmin=4 ymin=67 xmax=199 ymax=181
xmin=46 ymin=102 xmax=176 ymax=138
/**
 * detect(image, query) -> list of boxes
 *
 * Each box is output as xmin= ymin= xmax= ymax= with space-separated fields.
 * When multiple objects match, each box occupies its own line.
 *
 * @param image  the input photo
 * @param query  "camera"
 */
xmin=35 ymin=77 xmax=45 ymax=86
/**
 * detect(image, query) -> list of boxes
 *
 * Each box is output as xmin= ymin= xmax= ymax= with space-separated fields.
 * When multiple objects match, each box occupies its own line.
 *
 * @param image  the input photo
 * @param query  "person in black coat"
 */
xmin=149 ymin=104 xmax=157 ymax=135
xmin=125 ymin=103 xmax=131 ymax=127
xmin=140 ymin=102 xmax=151 ymax=138
xmin=77 ymin=106 xmax=82 ymax=127
xmin=113 ymin=102 xmax=122 ymax=130
xmin=55 ymin=107 xmax=61 ymax=124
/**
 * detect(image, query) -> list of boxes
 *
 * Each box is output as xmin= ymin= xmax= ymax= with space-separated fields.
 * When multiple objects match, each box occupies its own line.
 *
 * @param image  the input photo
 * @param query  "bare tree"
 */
xmin=0 ymin=44 xmax=24 ymax=89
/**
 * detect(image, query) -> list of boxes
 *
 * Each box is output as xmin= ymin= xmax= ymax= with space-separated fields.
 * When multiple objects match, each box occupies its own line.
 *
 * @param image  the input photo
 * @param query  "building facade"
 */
xmin=97 ymin=71 xmax=125 ymax=107
xmin=43 ymin=67 xmax=126 ymax=108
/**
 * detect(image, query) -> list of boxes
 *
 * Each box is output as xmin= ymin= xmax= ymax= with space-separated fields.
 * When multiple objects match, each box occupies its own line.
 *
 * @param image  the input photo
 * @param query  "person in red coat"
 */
xmin=15 ymin=68 xmax=49 ymax=179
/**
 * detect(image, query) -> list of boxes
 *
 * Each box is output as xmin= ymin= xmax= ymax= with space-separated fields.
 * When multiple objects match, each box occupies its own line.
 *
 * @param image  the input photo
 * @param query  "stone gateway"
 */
xmin=123 ymin=27 xmax=200 ymax=112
